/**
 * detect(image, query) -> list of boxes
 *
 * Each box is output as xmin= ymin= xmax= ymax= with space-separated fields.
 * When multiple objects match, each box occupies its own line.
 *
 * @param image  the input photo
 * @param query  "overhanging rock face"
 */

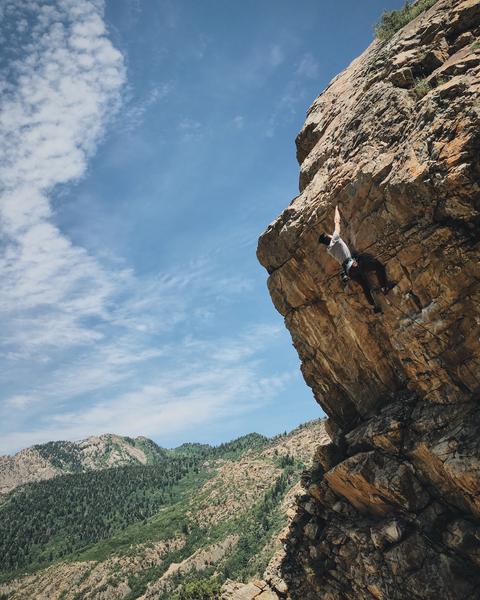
xmin=257 ymin=1 xmax=480 ymax=598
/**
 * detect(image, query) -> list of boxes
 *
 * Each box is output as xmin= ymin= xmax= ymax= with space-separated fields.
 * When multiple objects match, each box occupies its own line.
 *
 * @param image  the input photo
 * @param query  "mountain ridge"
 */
xmin=0 ymin=431 xmax=273 ymax=496
xmin=0 ymin=434 xmax=165 ymax=495
xmin=0 ymin=419 xmax=329 ymax=599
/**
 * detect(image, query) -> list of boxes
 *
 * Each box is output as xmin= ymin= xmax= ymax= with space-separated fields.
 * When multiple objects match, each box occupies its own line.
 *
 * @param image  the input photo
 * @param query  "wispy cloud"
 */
xmin=190 ymin=33 xmax=209 ymax=60
xmin=177 ymin=117 xmax=203 ymax=141
xmin=296 ymin=52 xmax=319 ymax=79
xmin=232 ymin=115 xmax=244 ymax=129
xmin=0 ymin=0 xmax=125 ymax=358
xmin=265 ymin=52 xmax=320 ymax=138
xmin=0 ymin=1 xmax=302 ymax=455
xmin=0 ymin=323 xmax=294 ymax=453
xmin=120 ymin=81 xmax=173 ymax=133
xmin=4 ymin=395 xmax=36 ymax=411
xmin=269 ymin=44 xmax=285 ymax=68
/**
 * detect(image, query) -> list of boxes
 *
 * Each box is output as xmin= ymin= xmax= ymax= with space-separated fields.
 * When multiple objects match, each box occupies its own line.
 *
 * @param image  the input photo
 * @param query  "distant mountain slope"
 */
xmin=0 ymin=434 xmax=167 ymax=495
xmin=0 ymin=420 xmax=329 ymax=600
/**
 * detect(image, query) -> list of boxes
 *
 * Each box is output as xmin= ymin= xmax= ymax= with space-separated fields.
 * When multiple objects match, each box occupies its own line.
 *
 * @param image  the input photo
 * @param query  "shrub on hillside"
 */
xmin=412 ymin=77 xmax=431 ymax=99
xmin=170 ymin=577 xmax=222 ymax=600
xmin=375 ymin=0 xmax=439 ymax=41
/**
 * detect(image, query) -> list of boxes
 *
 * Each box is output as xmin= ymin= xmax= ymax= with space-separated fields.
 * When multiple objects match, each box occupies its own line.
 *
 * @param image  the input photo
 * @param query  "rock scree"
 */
xmin=256 ymin=1 xmax=480 ymax=598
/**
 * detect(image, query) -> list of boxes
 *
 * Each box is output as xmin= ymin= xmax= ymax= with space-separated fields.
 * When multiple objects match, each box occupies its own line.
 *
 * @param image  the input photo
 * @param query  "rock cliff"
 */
xmin=257 ymin=1 xmax=480 ymax=598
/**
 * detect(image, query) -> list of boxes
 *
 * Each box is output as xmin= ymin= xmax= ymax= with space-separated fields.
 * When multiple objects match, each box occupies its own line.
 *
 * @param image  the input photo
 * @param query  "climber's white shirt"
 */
xmin=327 ymin=232 xmax=352 ymax=266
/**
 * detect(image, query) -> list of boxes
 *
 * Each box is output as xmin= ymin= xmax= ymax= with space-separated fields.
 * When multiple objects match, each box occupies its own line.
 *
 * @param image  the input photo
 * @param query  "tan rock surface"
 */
xmin=0 ymin=448 xmax=59 ymax=495
xmin=258 ymin=0 xmax=480 ymax=418
xmin=257 ymin=1 xmax=480 ymax=598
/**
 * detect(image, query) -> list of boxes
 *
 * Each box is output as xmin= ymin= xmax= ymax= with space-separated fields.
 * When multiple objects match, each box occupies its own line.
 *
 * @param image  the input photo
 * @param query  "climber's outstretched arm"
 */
xmin=333 ymin=205 xmax=341 ymax=236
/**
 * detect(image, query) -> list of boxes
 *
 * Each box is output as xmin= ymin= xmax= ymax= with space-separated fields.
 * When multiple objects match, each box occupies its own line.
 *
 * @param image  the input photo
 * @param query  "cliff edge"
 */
xmin=257 ymin=1 xmax=480 ymax=598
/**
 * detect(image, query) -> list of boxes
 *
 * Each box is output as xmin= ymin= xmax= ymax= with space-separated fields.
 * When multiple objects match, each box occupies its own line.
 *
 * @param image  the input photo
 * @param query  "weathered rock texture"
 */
xmin=257 ymin=1 xmax=480 ymax=598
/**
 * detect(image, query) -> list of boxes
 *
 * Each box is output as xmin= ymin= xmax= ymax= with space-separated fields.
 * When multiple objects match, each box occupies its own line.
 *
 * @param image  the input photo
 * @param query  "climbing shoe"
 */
xmin=373 ymin=305 xmax=383 ymax=314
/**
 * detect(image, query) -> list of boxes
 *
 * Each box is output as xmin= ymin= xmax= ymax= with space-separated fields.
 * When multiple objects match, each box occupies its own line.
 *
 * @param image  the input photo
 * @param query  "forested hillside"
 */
xmin=0 ymin=420 xmax=328 ymax=599
xmin=0 ymin=457 xmax=201 ymax=573
xmin=0 ymin=431 xmax=271 ymax=498
xmin=34 ymin=436 xmax=168 ymax=471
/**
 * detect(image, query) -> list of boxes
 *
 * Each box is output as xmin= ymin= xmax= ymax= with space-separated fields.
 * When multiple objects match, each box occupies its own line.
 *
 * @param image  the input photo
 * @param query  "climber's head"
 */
xmin=318 ymin=233 xmax=331 ymax=246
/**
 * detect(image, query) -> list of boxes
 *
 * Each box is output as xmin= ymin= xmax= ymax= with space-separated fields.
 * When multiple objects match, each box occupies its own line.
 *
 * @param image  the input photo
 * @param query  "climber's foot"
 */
xmin=373 ymin=305 xmax=383 ymax=314
xmin=382 ymin=282 xmax=396 ymax=295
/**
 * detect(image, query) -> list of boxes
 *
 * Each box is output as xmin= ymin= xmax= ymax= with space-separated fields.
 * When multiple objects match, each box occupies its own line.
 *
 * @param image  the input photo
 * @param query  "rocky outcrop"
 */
xmin=0 ymin=448 xmax=59 ymax=496
xmin=257 ymin=1 xmax=480 ymax=598
xmin=0 ymin=434 xmax=165 ymax=495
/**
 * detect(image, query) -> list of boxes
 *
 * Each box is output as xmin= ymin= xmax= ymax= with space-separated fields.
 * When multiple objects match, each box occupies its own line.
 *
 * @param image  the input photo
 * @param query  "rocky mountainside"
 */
xmin=256 ymin=0 xmax=480 ymax=599
xmin=0 ymin=434 xmax=167 ymax=495
xmin=0 ymin=420 xmax=328 ymax=600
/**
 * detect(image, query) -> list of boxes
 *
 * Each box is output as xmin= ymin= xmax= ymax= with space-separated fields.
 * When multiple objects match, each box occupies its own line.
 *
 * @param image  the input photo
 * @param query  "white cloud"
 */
xmin=0 ymin=324 xmax=293 ymax=453
xmin=120 ymin=81 xmax=173 ymax=133
xmin=5 ymin=395 xmax=35 ymax=411
xmin=177 ymin=117 xmax=203 ymax=141
xmin=0 ymin=0 xmax=126 ymax=357
xmin=0 ymin=229 xmax=283 ymax=454
xmin=264 ymin=53 xmax=320 ymax=138
xmin=0 ymin=1 xmax=298 ymax=455
xmin=183 ymin=323 xmax=282 ymax=364
xmin=108 ymin=259 xmax=253 ymax=335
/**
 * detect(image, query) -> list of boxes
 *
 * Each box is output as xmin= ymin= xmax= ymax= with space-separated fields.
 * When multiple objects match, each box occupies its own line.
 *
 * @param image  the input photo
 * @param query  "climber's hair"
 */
xmin=318 ymin=233 xmax=330 ymax=246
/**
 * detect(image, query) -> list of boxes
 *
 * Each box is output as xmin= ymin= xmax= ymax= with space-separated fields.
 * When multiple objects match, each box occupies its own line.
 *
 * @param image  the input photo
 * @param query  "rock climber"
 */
xmin=318 ymin=205 xmax=395 ymax=313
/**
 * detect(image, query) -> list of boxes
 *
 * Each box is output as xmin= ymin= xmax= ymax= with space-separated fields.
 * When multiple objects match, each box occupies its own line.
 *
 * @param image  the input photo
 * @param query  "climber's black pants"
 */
xmin=348 ymin=253 xmax=388 ymax=306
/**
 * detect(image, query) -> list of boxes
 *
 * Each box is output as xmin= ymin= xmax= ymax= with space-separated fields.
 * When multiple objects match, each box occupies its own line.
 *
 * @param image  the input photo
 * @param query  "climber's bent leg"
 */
xmin=357 ymin=253 xmax=393 ymax=293
xmin=348 ymin=266 xmax=378 ymax=309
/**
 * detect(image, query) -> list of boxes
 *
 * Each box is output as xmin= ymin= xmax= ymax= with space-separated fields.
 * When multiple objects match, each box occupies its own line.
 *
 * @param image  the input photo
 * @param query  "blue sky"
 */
xmin=0 ymin=0 xmax=403 ymax=454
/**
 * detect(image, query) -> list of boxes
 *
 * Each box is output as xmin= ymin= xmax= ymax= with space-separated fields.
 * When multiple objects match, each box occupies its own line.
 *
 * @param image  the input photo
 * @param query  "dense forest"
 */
xmin=0 ymin=432 xmax=272 ymax=577
xmin=169 ymin=433 xmax=269 ymax=460
xmin=0 ymin=456 xmax=202 ymax=573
